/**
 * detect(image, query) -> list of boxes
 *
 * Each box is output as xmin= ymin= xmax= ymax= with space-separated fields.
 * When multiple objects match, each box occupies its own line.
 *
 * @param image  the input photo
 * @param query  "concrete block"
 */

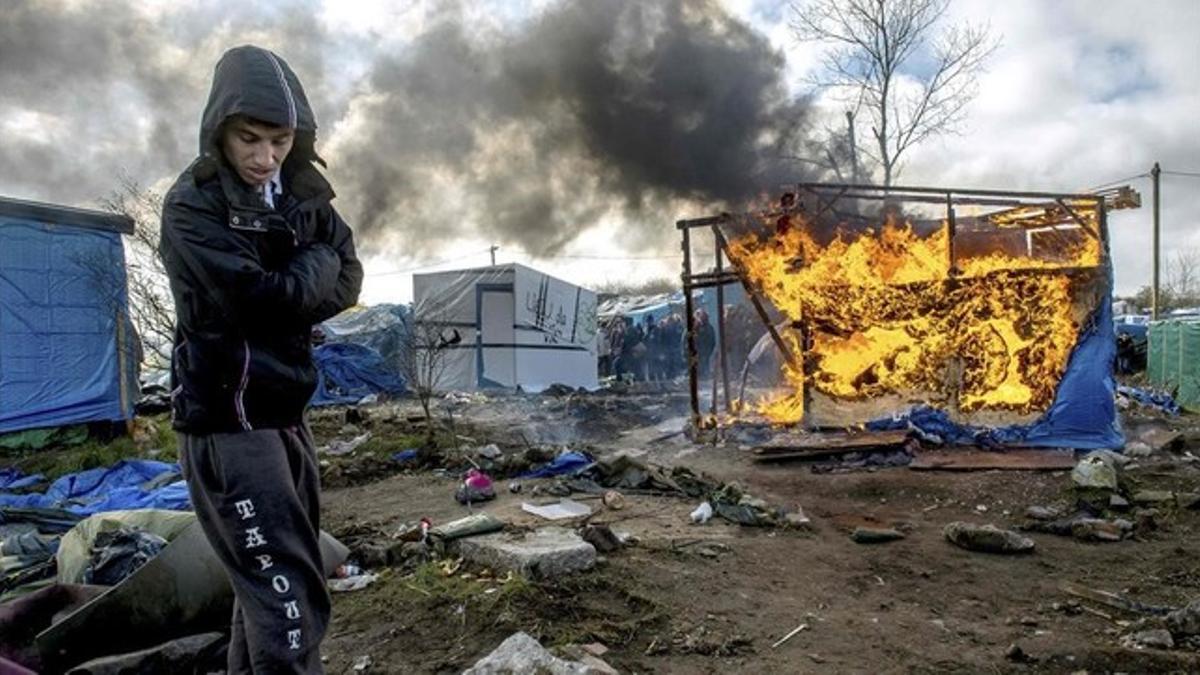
xmin=454 ymin=527 xmax=596 ymax=578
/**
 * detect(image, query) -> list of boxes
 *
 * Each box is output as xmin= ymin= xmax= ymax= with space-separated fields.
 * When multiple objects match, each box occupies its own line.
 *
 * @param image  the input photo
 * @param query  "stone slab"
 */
xmin=454 ymin=527 xmax=596 ymax=578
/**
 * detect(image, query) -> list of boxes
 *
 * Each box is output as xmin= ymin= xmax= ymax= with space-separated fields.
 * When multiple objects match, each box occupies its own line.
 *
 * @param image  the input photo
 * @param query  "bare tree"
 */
xmin=98 ymin=176 xmax=176 ymax=368
xmin=398 ymin=302 xmax=462 ymax=439
xmin=791 ymin=0 xmax=998 ymax=186
xmin=1166 ymin=248 xmax=1200 ymax=309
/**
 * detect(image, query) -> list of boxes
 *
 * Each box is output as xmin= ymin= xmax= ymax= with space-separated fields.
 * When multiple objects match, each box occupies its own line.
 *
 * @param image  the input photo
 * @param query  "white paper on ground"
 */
xmin=521 ymin=499 xmax=593 ymax=520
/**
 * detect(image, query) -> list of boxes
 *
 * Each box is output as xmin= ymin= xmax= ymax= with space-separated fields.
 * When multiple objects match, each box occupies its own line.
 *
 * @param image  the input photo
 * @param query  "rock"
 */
xmin=1135 ymin=508 xmax=1161 ymax=532
xmin=1109 ymin=494 xmax=1130 ymax=510
xmin=1025 ymin=505 xmax=1061 ymax=520
xmin=1166 ymin=599 xmax=1200 ymax=637
xmin=944 ymin=522 xmax=1035 ymax=554
xmin=1180 ymin=493 xmax=1200 ymax=510
xmin=1070 ymin=518 xmax=1131 ymax=542
xmin=1132 ymin=490 xmax=1175 ymax=506
xmin=476 ymin=444 xmax=502 ymax=460
xmin=1020 ymin=616 xmax=1039 ymax=627
xmin=454 ymin=527 xmax=596 ymax=578
xmin=1120 ymin=628 xmax=1175 ymax=650
xmin=578 ymin=655 xmax=618 ymax=675
xmin=462 ymin=632 xmax=592 ymax=675
xmin=582 ymin=643 xmax=609 ymax=657
xmin=1140 ymin=428 xmax=1183 ymax=452
xmin=601 ymin=490 xmax=626 ymax=510
xmin=1125 ymin=441 xmax=1154 ymax=457
xmin=850 ymin=527 xmax=906 ymax=544
xmin=579 ymin=524 xmax=622 ymax=554
xmin=353 ymin=542 xmax=390 ymax=568
xmin=1072 ymin=456 xmax=1118 ymax=491
xmin=695 ymin=542 xmax=731 ymax=558
xmin=353 ymin=654 xmax=373 ymax=672
xmin=784 ymin=507 xmax=812 ymax=529
xmin=1005 ymin=643 xmax=1033 ymax=662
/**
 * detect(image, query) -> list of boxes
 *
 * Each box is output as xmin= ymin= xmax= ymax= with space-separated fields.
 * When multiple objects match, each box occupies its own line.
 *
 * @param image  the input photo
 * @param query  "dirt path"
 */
xmin=315 ymin=397 xmax=1200 ymax=674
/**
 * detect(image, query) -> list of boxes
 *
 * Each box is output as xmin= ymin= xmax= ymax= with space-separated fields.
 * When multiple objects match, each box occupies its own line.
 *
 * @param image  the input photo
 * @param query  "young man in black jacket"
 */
xmin=159 ymin=45 xmax=362 ymax=674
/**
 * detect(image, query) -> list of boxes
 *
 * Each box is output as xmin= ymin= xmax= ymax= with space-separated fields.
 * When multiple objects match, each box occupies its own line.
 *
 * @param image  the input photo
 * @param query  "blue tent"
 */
xmin=0 ymin=197 xmax=137 ymax=433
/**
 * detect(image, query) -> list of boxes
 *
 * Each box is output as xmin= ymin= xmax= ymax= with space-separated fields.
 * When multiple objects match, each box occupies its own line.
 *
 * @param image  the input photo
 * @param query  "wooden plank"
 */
xmin=756 ymin=429 xmax=910 ymax=454
xmin=753 ymin=429 xmax=910 ymax=462
xmin=909 ymin=448 xmax=1077 ymax=472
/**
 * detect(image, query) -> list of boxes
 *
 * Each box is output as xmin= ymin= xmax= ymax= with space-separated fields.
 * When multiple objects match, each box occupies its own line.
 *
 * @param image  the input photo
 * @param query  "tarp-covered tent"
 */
xmin=0 ymin=197 xmax=137 ymax=434
xmin=1148 ymin=318 xmax=1200 ymax=409
xmin=413 ymin=263 xmax=598 ymax=391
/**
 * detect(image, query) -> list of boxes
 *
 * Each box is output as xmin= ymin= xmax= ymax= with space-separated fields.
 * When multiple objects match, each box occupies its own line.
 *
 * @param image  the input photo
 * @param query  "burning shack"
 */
xmin=680 ymin=183 xmax=1140 ymax=450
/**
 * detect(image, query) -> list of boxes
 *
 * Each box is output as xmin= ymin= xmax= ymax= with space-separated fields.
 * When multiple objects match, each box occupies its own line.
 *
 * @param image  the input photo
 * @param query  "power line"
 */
xmin=1086 ymin=172 xmax=1148 ymax=192
xmin=1162 ymin=169 xmax=1200 ymax=178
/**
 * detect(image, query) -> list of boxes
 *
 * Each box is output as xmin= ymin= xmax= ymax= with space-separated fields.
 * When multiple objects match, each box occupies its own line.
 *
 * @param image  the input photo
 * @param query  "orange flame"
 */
xmin=726 ymin=206 xmax=1101 ymax=425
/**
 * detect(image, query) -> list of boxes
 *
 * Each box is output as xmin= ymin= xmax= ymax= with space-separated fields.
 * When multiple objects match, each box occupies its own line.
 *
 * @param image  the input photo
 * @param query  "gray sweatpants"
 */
xmin=179 ymin=426 xmax=330 ymax=674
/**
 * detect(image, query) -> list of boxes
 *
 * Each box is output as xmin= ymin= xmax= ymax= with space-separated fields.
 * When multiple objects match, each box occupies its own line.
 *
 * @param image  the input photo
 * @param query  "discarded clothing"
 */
xmin=56 ymin=509 xmax=196 ymax=584
xmin=310 ymin=342 xmax=407 ymax=407
xmin=83 ymin=528 xmax=169 ymax=586
xmin=1 ymin=532 xmax=58 ymax=558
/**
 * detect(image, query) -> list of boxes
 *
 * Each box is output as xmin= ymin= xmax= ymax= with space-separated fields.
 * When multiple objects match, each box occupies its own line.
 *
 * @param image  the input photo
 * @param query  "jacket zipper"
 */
xmin=235 ymin=340 xmax=253 ymax=430
xmin=264 ymin=51 xmax=297 ymax=129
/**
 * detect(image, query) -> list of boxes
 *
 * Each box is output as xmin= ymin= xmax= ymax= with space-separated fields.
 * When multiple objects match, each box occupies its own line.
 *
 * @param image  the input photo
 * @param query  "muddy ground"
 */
xmin=311 ymin=389 xmax=1200 ymax=674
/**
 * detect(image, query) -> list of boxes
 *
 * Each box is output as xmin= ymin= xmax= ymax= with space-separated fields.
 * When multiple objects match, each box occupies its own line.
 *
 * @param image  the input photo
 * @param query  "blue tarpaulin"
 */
xmin=0 ymin=467 xmax=44 ymax=491
xmin=310 ymin=342 xmax=407 ymax=407
xmin=870 ymin=289 xmax=1124 ymax=450
xmin=0 ymin=205 xmax=138 ymax=434
xmin=518 ymin=451 xmax=594 ymax=479
xmin=0 ymin=460 xmax=190 ymax=515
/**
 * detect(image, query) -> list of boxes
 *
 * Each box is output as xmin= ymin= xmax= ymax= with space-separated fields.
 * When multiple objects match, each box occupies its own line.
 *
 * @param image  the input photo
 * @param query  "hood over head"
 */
xmin=198 ymin=45 xmax=320 ymax=168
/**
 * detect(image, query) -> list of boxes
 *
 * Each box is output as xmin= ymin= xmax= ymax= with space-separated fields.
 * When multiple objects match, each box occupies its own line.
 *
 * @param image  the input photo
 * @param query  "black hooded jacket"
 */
xmin=160 ymin=45 xmax=363 ymax=433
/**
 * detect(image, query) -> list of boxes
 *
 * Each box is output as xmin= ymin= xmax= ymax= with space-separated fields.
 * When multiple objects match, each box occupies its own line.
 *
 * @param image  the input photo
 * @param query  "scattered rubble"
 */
xmin=1121 ymin=628 xmax=1175 ymax=650
xmin=943 ymin=522 xmax=1034 ymax=554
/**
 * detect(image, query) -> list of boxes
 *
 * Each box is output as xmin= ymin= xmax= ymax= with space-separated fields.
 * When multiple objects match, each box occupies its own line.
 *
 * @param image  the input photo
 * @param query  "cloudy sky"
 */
xmin=2 ymin=0 xmax=1197 ymax=302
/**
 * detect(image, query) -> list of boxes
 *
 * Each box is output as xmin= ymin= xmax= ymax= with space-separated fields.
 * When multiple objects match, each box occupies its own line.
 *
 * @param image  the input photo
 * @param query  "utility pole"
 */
xmin=1151 ymin=162 xmax=1161 ymax=319
xmin=489 ymin=245 xmax=498 ymax=266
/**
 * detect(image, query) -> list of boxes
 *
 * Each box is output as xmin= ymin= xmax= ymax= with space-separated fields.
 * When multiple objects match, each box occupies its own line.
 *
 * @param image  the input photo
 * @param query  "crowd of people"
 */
xmin=598 ymin=305 xmax=762 ymax=382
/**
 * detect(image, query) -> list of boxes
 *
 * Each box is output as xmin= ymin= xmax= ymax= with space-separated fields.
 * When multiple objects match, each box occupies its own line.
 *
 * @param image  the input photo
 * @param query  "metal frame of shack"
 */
xmin=678 ymin=182 xmax=1140 ymax=450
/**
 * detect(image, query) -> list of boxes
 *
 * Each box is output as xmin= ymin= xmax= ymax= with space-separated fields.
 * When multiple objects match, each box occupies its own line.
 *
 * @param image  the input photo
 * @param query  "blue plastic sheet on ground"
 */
xmin=0 ymin=460 xmax=190 ymax=515
xmin=391 ymin=449 xmax=418 ymax=463
xmin=0 ymin=468 xmax=44 ymax=491
xmin=518 ymin=451 xmax=594 ymax=479
xmin=1117 ymin=385 xmax=1181 ymax=416
xmin=310 ymin=342 xmax=407 ymax=407
xmin=869 ymin=292 xmax=1125 ymax=451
